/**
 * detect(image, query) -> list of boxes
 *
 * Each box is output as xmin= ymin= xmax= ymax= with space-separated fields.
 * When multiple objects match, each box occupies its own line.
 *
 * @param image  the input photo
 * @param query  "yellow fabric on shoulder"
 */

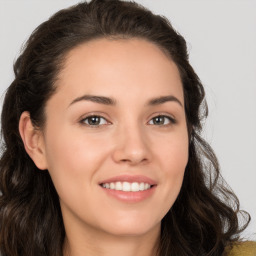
xmin=224 ymin=241 xmax=256 ymax=256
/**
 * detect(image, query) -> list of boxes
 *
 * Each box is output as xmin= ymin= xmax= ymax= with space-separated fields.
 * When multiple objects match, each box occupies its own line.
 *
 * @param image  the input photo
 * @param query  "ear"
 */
xmin=19 ymin=111 xmax=48 ymax=170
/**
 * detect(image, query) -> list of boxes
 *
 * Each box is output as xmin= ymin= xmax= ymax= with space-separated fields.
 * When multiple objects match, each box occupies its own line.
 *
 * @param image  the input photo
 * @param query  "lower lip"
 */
xmin=100 ymin=186 xmax=156 ymax=203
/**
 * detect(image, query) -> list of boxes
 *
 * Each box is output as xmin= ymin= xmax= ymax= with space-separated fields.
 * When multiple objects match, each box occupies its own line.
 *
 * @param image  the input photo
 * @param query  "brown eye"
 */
xmin=81 ymin=116 xmax=108 ymax=126
xmin=148 ymin=115 xmax=176 ymax=126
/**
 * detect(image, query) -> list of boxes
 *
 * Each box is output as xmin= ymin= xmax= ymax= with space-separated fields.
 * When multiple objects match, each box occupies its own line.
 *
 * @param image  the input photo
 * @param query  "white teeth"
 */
xmin=115 ymin=181 xmax=122 ymax=190
xmin=101 ymin=181 xmax=152 ymax=192
xmin=110 ymin=182 xmax=115 ymax=189
xmin=123 ymin=182 xmax=131 ymax=191
xmin=131 ymin=182 xmax=140 ymax=192
xmin=139 ymin=182 xmax=145 ymax=191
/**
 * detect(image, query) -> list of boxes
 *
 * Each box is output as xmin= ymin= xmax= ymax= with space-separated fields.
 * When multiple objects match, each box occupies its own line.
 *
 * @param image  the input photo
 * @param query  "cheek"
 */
xmin=158 ymin=132 xmax=189 ymax=173
xmin=155 ymin=133 xmax=188 ymax=208
xmin=43 ymin=126 xmax=111 ymax=194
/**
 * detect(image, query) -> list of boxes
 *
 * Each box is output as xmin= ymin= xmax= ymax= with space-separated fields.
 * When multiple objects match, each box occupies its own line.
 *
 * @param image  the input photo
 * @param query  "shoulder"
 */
xmin=224 ymin=241 xmax=256 ymax=256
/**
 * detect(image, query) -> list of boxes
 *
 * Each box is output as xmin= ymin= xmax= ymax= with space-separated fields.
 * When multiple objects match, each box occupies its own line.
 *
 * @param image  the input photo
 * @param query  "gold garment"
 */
xmin=224 ymin=241 xmax=256 ymax=256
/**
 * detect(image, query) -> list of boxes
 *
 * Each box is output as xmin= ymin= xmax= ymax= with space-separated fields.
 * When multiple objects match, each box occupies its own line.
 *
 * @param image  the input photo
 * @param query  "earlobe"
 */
xmin=19 ymin=111 xmax=48 ymax=170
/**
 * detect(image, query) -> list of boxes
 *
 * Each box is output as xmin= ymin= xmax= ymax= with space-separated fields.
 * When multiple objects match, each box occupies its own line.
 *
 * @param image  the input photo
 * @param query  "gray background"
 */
xmin=0 ymin=0 xmax=255 ymax=240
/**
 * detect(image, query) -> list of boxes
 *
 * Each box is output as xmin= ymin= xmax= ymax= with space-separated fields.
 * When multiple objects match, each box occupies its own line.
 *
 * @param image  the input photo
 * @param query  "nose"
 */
xmin=112 ymin=123 xmax=152 ymax=165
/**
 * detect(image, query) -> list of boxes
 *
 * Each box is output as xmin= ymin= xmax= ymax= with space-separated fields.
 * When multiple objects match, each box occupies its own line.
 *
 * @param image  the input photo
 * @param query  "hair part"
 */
xmin=0 ymin=0 xmax=250 ymax=255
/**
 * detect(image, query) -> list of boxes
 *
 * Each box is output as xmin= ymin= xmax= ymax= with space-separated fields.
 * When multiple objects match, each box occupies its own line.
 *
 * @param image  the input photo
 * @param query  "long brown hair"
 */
xmin=0 ymin=0 xmax=250 ymax=255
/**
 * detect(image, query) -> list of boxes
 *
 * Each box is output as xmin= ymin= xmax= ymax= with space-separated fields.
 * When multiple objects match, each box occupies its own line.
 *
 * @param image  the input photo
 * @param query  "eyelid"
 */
xmin=79 ymin=113 xmax=112 ymax=127
xmin=78 ymin=112 xmax=177 ymax=127
xmin=147 ymin=113 xmax=177 ymax=126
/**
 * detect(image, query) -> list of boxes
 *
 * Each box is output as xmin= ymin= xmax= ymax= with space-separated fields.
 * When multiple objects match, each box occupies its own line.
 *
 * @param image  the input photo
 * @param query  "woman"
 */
xmin=0 ymin=0 xmax=253 ymax=255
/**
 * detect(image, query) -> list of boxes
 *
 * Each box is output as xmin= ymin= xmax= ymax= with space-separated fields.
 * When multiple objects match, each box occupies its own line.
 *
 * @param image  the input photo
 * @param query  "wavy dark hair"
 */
xmin=0 ymin=0 xmax=250 ymax=255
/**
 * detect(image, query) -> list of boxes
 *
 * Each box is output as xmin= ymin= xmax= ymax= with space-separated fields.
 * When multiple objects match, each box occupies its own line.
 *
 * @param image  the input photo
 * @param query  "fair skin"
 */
xmin=19 ymin=38 xmax=189 ymax=256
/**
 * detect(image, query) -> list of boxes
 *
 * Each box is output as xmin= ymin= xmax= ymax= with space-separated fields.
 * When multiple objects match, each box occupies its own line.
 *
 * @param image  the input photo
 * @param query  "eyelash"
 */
xmin=80 ymin=115 xmax=110 ymax=127
xmin=148 ymin=115 xmax=176 ymax=126
xmin=80 ymin=114 xmax=176 ymax=127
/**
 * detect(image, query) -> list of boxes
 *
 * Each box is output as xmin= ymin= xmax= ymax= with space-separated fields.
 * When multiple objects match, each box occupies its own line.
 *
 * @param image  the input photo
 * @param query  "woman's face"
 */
xmin=40 ymin=38 xmax=189 ymax=238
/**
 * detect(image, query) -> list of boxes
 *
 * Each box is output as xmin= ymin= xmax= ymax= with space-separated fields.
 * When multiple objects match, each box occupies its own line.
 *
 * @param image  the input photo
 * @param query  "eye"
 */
xmin=148 ymin=115 xmax=176 ymax=126
xmin=80 ymin=115 xmax=109 ymax=126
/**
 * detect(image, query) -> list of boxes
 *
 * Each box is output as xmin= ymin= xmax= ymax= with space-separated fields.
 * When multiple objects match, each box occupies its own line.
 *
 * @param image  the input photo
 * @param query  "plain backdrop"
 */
xmin=0 ymin=0 xmax=255 ymax=240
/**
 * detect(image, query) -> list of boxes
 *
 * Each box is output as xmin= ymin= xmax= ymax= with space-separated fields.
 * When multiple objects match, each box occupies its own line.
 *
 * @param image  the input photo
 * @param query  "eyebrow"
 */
xmin=69 ymin=94 xmax=183 ymax=107
xmin=69 ymin=95 xmax=116 ymax=106
xmin=148 ymin=95 xmax=183 ymax=107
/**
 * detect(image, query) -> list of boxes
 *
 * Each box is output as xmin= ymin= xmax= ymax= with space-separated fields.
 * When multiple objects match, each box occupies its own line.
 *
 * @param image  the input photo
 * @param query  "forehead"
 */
xmin=54 ymin=38 xmax=184 ymax=104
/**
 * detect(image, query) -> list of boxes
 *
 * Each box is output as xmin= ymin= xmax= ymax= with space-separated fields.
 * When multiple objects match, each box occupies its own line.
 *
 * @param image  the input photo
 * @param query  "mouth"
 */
xmin=100 ymin=181 xmax=154 ymax=192
xmin=98 ymin=175 xmax=157 ymax=202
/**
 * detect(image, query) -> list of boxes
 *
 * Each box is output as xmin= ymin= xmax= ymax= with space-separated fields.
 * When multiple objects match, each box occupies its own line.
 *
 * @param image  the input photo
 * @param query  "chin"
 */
xmin=99 ymin=217 xmax=161 ymax=237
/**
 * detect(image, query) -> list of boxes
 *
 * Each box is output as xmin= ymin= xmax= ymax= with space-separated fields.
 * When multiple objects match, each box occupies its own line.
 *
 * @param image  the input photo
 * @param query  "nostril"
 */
xmin=111 ymin=136 xmax=151 ymax=164
xmin=120 ymin=157 xmax=148 ymax=165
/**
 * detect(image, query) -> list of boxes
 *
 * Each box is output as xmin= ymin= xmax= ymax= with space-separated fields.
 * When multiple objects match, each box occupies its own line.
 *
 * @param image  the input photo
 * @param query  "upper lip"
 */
xmin=99 ymin=175 xmax=157 ymax=185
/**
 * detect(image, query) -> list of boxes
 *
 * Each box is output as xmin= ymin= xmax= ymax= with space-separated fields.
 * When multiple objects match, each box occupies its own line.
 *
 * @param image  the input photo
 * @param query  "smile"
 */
xmin=99 ymin=175 xmax=157 ymax=202
xmin=100 ymin=181 xmax=152 ymax=192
